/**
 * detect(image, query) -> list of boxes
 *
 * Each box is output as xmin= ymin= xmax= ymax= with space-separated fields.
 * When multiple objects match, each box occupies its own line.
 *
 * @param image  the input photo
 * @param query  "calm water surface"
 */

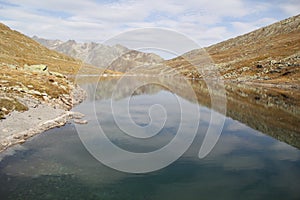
xmin=0 ymin=77 xmax=299 ymax=200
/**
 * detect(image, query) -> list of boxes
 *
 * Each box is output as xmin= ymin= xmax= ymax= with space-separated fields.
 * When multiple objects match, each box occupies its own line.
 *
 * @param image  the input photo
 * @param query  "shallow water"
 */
xmin=0 ymin=76 xmax=299 ymax=200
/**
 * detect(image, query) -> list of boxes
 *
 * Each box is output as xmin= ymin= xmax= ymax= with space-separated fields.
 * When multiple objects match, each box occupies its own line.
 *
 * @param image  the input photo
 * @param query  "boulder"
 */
xmin=49 ymin=71 xmax=65 ymax=78
xmin=24 ymin=64 xmax=48 ymax=73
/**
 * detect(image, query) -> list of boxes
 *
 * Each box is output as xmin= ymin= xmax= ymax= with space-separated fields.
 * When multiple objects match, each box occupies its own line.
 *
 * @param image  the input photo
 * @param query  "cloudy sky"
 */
xmin=0 ymin=0 xmax=299 ymax=47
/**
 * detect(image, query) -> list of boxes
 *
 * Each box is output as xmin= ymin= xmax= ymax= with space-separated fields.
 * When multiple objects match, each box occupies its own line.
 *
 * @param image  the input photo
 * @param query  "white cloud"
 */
xmin=0 ymin=0 xmax=298 ymax=49
xmin=280 ymin=0 xmax=300 ymax=16
xmin=230 ymin=17 xmax=279 ymax=38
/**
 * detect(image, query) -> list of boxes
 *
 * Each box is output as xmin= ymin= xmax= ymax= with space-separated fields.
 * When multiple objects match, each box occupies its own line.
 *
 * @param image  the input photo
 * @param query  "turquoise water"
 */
xmin=0 ymin=77 xmax=299 ymax=200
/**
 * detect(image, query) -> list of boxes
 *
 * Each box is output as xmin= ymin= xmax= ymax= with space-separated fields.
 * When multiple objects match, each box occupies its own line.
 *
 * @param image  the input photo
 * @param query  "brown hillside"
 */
xmin=0 ymin=22 xmax=122 ymax=120
xmin=165 ymin=14 xmax=300 ymax=85
xmin=0 ymin=22 xmax=94 ymax=120
xmin=0 ymin=23 xmax=82 ymax=74
xmin=163 ymin=14 xmax=300 ymax=141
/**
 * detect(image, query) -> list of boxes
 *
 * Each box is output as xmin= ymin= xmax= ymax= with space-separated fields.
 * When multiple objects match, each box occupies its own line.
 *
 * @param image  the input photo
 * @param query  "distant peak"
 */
xmin=66 ymin=40 xmax=77 ymax=44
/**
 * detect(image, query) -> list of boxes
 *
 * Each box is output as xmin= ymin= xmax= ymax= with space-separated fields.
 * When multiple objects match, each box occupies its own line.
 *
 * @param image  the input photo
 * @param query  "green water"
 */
xmin=0 ymin=77 xmax=299 ymax=200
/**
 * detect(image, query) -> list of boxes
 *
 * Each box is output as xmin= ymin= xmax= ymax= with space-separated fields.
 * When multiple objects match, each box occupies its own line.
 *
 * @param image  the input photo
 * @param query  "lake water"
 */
xmin=0 ymin=76 xmax=299 ymax=200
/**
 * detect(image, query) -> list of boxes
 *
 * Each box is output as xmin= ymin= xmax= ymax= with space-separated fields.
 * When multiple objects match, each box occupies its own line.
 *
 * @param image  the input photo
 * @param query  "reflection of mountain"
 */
xmin=83 ymin=77 xmax=164 ymax=101
xmin=79 ymin=76 xmax=193 ymax=101
xmin=190 ymin=80 xmax=300 ymax=149
xmin=77 ymin=76 xmax=300 ymax=149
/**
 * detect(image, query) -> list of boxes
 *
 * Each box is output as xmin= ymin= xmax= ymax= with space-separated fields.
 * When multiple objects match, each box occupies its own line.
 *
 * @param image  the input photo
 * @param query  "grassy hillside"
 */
xmin=0 ymin=23 xmax=83 ymax=75
xmin=0 ymin=22 xmax=92 ymax=119
xmin=165 ymin=14 xmax=300 ymax=85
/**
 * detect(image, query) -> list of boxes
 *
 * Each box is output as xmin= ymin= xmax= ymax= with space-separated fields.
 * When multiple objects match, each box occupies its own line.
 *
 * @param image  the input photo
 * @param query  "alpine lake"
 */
xmin=0 ymin=75 xmax=299 ymax=200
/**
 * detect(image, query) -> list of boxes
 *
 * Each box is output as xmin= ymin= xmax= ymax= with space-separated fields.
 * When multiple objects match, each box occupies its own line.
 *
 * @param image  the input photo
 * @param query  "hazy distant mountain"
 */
xmin=108 ymin=50 xmax=164 ymax=72
xmin=33 ymin=36 xmax=129 ymax=68
xmin=33 ymin=36 xmax=164 ymax=71
xmin=33 ymin=14 xmax=300 ymax=82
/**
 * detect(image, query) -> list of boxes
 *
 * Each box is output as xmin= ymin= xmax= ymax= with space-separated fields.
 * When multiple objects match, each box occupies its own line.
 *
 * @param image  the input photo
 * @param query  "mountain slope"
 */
xmin=162 ymin=14 xmax=300 ymax=138
xmin=0 ymin=23 xmax=84 ymax=75
xmin=108 ymin=50 xmax=164 ymax=72
xmin=0 ymin=22 xmax=90 ymax=121
xmin=165 ymin=14 xmax=300 ymax=85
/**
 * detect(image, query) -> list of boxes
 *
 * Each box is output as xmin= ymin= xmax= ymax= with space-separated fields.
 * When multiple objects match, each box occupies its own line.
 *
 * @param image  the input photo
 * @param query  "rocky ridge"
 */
xmin=33 ymin=36 xmax=164 ymax=72
xmin=33 ymin=37 xmax=127 ymax=68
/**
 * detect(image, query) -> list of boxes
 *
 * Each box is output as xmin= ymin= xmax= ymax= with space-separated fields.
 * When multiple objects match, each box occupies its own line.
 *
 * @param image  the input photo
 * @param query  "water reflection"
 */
xmin=78 ymin=76 xmax=300 ymax=149
xmin=0 ymin=76 xmax=299 ymax=199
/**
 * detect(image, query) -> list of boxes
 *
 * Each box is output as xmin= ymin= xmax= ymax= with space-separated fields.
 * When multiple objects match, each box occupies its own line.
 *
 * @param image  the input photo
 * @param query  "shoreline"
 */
xmin=0 ymin=84 xmax=87 ymax=153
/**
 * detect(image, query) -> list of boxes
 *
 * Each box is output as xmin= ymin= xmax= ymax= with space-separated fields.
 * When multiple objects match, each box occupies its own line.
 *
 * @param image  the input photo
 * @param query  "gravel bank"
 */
xmin=0 ymin=85 xmax=86 ymax=153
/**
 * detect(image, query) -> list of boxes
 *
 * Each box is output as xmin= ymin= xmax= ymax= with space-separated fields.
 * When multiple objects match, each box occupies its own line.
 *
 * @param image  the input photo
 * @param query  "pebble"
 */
xmin=1 ymin=107 xmax=8 ymax=112
xmin=73 ymin=119 xmax=88 ymax=125
xmin=2 ymin=128 xmax=9 ymax=133
xmin=71 ymin=112 xmax=85 ymax=119
xmin=1 ymin=142 xmax=8 ymax=147
xmin=19 ymin=139 xmax=26 ymax=144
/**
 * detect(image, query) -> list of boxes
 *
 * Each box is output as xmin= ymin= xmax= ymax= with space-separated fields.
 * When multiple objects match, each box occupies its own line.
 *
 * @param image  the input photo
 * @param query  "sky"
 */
xmin=0 ymin=0 xmax=299 ymax=48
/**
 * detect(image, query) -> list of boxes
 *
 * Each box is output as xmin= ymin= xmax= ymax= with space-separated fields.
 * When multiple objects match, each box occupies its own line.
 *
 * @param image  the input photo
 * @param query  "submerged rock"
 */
xmin=73 ymin=119 xmax=88 ymax=125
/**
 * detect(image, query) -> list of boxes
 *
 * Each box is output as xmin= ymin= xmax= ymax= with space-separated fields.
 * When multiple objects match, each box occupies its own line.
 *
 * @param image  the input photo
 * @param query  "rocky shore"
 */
xmin=0 ymin=65 xmax=87 ymax=153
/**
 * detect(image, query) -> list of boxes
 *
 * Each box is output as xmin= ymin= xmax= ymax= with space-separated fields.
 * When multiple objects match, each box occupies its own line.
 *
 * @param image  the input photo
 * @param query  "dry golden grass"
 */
xmin=208 ymin=31 xmax=300 ymax=69
xmin=0 ymin=65 xmax=73 ymax=118
xmin=0 ymin=22 xmax=123 ymax=118
xmin=0 ymin=98 xmax=28 ymax=119
xmin=0 ymin=65 xmax=71 ymax=98
xmin=165 ymin=14 xmax=300 ymax=84
xmin=0 ymin=23 xmax=85 ymax=75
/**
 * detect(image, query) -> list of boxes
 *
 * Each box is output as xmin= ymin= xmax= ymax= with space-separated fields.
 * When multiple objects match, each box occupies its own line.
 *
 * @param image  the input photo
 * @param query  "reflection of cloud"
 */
xmin=80 ymin=90 xmax=201 ymax=150
xmin=0 ymin=144 xmax=27 ymax=162
xmin=268 ymin=142 xmax=300 ymax=161
xmin=225 ymin=120 xmax=267 ymax=139
xmin=78 ymin=77 xmax=300 ymax=174
xmin=1 ymin=127 xmax=128 ymax=184
xmin=198 ymin=118 xmax=300 ymax=170
xmin=223 ymin=155 xmax=265 ymax=170
xmin=226 ymin=121 xmax=249 ymax=132
xmin=205 ymin=134 xmax=244 ymax=158
xmin=198 ymin=117 xmax=300 ymax=171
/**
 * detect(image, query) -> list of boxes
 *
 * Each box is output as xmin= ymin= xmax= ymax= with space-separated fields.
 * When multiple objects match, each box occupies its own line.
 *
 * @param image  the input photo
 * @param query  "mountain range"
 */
xmin=32 ymin=36 xmax=164 ymax=71
xmin=0 ymin=14 xmax=299 ymax=149
xmin=33 ymin=14 xmax=300 ymax=86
